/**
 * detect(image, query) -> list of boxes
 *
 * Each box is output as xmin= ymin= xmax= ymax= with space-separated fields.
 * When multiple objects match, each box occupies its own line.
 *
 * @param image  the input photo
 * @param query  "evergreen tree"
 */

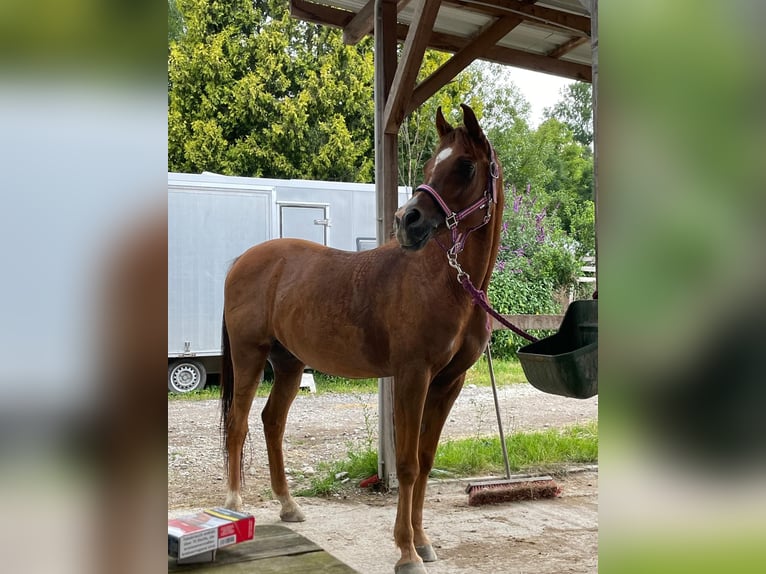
xmin=168 ymin=0 xmax=375 ymax=181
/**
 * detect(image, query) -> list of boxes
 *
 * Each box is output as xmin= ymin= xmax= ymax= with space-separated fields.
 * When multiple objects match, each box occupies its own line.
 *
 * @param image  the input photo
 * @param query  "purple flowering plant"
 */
xmin=487 ymin=184 xmax=580 ymax=358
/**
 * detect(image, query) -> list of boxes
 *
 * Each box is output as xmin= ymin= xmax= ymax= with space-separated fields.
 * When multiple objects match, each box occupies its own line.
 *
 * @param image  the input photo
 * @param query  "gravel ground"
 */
xmin=168 ymin=381 xmax=598 ymax=573
xmin=168 ymin=382 xmax=597 ymax=508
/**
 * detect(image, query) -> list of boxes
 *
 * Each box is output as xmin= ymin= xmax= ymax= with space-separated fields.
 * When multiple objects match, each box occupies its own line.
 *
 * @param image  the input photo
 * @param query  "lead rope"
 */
xmin=450 ymin=257 xmax=539 ymax=343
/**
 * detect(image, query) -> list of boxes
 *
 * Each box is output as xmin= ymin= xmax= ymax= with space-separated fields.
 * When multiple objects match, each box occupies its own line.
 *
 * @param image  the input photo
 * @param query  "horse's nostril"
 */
xmin=404 ymin=209 xmax=421 ymax=227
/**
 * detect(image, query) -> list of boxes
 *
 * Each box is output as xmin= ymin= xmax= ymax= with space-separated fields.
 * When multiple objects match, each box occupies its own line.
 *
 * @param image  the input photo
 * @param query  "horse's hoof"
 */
xmin=280 ymin=508 xmax=306 ymax=522
xmin=416 ymin=544 xmax=438 ymax=562
xmin=224 ymin=491 xmax=242 ymax=512
xmin=394 ymin=561 xmax=428 ymax=574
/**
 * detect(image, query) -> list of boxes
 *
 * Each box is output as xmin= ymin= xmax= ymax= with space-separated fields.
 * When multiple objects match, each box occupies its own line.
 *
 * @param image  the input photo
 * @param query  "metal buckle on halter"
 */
xmin=489 ymin=161 xmax=499 ymax=180
xmin=445 ymin=212 xmax=459 ymax=229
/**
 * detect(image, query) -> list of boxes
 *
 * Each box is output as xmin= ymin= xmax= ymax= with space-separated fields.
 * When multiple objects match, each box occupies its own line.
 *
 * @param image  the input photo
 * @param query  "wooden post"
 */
xmin=375 ymin=0 xmax=399 ymax=489
xmin=591 ymin=0 xmax=598 ymax=292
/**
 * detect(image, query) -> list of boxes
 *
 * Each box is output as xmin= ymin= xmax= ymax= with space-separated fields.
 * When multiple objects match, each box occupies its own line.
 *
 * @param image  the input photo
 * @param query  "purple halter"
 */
xmin=414 ymin=144 xmax=500 ymax=257
xmin=412 ymin=143 xmax=538 ymax=342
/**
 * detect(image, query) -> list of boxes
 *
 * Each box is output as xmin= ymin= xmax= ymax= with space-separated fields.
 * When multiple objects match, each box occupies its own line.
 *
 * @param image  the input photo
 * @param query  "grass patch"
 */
xmin=433 ymin=421 xmax=598 ymax=476
xmin=298 ymin=421 xmax=598 ymax=496
xmin=464 ymin=355 xmax=527 ymax=387
xmin=168 ymin=386 xmax=220 ymax=401
xmin=295 ymin=448 xmax=379 ymax=497
xmin=311 ymin=373 xmax=378 ymax=395
xmin=168 ymin=357 xmax=528 ymax=400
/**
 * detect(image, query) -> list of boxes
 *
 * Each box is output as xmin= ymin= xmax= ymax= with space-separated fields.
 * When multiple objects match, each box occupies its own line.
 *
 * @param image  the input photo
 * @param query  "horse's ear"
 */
xmin=461 ymin=104 xmax=485 ymax=143
xmin=435 ymin=107 xmax=453 ymax=138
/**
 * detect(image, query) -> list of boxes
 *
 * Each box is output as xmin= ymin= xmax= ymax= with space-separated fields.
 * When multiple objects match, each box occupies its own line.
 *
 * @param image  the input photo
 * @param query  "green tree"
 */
xmin=544 ymin=81 xmax=593 ymax=147
xmin=168 ymin=0 xmax=184 ymax=44
xmin=168 ymin=0 xmax=375 ymax=181
xmin=397 ymin=52 xmax=483 ymax=188
xmin=474 ymin=72 xmax=594 ymax=256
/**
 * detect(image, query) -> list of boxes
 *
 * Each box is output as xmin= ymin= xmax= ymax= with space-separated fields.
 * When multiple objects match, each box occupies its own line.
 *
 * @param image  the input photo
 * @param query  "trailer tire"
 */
xmin=168 ymin=360 xmax=207 ymax=393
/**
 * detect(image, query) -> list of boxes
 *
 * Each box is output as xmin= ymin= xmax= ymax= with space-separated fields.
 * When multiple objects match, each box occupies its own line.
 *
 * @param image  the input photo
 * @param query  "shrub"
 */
xmin=488 ymin=184 xmax=580 ymax=358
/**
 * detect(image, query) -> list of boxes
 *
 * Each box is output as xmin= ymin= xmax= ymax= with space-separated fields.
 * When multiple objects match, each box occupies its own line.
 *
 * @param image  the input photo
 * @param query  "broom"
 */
xmin=465 ymin=345 xmax=561 ymax=506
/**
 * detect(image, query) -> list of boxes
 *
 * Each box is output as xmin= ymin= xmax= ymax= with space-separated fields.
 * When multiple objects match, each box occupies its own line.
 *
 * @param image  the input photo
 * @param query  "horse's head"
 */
xmin=394 ymin=104 xmax=498 ymax=251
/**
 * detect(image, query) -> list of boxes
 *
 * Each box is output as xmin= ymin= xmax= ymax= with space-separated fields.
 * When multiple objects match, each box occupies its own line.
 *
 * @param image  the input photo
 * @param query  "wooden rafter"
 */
xmin=289 ymin=0 xmax=591 ymax=82
xmin=547 ymin=36 xmax=588 ymax=58
xmin=447 ymin=0 xmax=591 ymax=36
xmin=382 ymin=0 xmax=442 ymax=134
xmin=343 ymin=0 xmax=414 ymax=45
xmin=407 ymin=15 xmax=523 ymax=116
xmin=432 ymin=28 xmax=591 ymax=81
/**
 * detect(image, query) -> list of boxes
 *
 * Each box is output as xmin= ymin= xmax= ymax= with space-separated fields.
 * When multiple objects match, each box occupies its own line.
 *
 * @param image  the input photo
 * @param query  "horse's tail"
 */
xmin=220 ymin=311 xmax=234 ymax=475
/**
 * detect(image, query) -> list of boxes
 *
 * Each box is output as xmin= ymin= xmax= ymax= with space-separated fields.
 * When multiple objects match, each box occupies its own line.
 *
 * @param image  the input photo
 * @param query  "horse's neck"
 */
xmin=456 ymin=196 xmax=504 ymax=293
xmin=462 ymin=223 xmax=501 ymax=291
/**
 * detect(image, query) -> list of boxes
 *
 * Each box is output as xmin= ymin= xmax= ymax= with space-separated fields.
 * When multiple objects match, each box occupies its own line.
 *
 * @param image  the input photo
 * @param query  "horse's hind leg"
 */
xmin=411 ymin=372 xmax=467 ymax=563
xmin=224 ymin=344 xmax=270 ymax=511
xmin=262 ymin=342 xmax=306 ymax=522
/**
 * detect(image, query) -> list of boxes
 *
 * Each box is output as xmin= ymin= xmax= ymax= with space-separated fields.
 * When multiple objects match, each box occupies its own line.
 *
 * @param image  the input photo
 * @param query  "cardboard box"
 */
xmin=168 ymin=507 xmax=255 ymax=560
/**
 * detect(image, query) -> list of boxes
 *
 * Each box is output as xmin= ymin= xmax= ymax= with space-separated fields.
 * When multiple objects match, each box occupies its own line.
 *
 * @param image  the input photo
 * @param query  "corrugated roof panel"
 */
xmin=292 ymin=0 xmax=592 ymax=77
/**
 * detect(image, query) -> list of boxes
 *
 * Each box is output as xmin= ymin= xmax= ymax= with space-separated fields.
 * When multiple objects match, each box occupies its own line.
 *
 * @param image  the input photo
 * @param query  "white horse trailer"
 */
xmin=168 ymin=172 xmax=411 ymax=392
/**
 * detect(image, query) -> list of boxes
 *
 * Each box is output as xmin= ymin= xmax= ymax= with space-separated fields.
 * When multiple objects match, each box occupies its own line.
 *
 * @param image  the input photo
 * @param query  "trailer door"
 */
xmin=279 ymin=203 xmax=329 ymax=246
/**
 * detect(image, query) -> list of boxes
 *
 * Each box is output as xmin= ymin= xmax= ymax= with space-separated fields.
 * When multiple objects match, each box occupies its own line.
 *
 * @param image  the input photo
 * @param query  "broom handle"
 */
xmin=486 ymin=344 xmax=512 ymax=480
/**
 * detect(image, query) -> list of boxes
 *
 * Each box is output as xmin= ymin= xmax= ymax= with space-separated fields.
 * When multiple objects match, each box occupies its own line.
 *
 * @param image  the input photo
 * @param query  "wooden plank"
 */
xmin=407 ymin=14 xmax=522 ymax=116
xmin=491 ymin=314 xmax=563 ymax=331
xmin=382 ymin=0 xmax=442 ymax=134
xmin=446 ymin=0 xmax=591 ymax=36
xmin=375 ymin=0 xmax=399 ymax=245
xmin=290 ymin=0 xmax=355 ymax=28
xmin=375 ymin=0 xmax=401 ymax=491
xmin=343 ymin=0 xmax=375 ymax=44
xmin=547 ymin=36 xmax=589 ymax=58
xmin=591 ymin=0 xmax=598 ymax=289
xmin=215 ymin=552 xmax=360 ymax=573
xmin=344 ymin=0 xmax=414 ymax=45
xmin=171 ymin=552 xmax=357 ymax=573
xmin=169 ymin=524 xmax=357 ymax=573
xmin=428 ymin=28 xmax=592 ymax=82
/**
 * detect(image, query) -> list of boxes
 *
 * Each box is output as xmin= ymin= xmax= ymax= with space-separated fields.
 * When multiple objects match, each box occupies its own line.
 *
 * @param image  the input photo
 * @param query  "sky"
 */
xmin=503 ymin=67 xmax=574 ymax=127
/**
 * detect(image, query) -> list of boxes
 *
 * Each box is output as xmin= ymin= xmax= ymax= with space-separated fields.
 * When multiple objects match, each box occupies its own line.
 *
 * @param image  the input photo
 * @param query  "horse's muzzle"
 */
xmin=394 ymin=204 xmax=436 ymax=250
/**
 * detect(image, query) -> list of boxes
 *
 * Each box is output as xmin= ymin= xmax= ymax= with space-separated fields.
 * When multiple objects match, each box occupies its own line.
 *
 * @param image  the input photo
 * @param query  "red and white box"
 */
xmin=168 ymin=507 xmax=255 ymax=561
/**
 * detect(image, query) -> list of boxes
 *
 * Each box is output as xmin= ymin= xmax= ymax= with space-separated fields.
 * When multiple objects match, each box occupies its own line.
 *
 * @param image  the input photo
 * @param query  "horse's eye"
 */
xmin=460 ymin=160 xmax=476 ymax=179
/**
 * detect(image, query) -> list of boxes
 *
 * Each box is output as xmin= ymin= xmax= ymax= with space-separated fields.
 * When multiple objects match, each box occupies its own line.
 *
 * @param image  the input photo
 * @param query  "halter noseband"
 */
xmin=414 ymin=144 xmax=500 ymax=259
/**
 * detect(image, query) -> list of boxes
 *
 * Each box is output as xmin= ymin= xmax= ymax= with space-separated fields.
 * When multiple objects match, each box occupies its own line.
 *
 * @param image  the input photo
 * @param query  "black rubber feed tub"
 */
xmin=517 ymin=300 xmax=597 ymax=399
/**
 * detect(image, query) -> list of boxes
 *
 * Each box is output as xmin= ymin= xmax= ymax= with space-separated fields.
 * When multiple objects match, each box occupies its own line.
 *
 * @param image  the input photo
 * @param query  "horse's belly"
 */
xmin=274 ymin=321 xmax=389 ymax=380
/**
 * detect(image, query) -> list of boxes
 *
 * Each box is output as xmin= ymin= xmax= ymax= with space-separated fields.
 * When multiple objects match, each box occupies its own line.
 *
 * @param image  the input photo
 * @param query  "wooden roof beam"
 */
xmin=407 ymin=15 xmax=523 ymax=116
xmin=289 ymin=0 xmax=591 ymax=81
xmin=382 ymin=0 xmax=442 ymax=134
xmin=547 ymin=35 xmax=588 ymax=58
xmin=451 ymin=0 xmax=591 ymax=36
xmin=290 ymin=0 xmax=355 ymax=28
xmin=427 ymin=27 xmax=591 ymax=81
xmin=343 ymin=0 xmax=414 ymax=45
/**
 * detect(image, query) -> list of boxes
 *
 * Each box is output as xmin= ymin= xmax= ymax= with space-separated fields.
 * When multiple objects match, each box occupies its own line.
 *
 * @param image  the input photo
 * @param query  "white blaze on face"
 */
xmin=434 ymin=146 xmax=453 ymax=168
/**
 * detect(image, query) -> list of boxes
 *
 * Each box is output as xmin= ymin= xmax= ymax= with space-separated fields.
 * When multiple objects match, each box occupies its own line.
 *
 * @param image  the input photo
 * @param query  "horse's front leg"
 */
xmin=411 ymin=372 xmax=467 ymax=563
xmin=392 ymin=373 xmax=430 ymax=574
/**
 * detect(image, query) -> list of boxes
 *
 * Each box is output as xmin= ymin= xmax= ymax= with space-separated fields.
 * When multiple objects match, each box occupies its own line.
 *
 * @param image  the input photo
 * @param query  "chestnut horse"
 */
xmin=221 ymin=104 xmax=504 ymax=573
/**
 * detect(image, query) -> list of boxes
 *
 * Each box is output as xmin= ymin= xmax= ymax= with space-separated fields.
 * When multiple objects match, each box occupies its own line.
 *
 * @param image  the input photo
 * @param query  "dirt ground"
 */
xmin=168 ymin=383 xmax=598 ymax=572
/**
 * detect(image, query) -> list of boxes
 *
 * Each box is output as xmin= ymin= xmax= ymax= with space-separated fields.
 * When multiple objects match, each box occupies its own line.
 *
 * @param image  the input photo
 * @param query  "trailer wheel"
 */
xmin=168 ymin=360 xmax=207 ymax=393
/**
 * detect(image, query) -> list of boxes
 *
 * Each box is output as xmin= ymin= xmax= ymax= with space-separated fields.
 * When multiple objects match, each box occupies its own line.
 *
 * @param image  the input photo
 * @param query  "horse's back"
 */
xmin=224 ymin=238 xmax=400 ymax=374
